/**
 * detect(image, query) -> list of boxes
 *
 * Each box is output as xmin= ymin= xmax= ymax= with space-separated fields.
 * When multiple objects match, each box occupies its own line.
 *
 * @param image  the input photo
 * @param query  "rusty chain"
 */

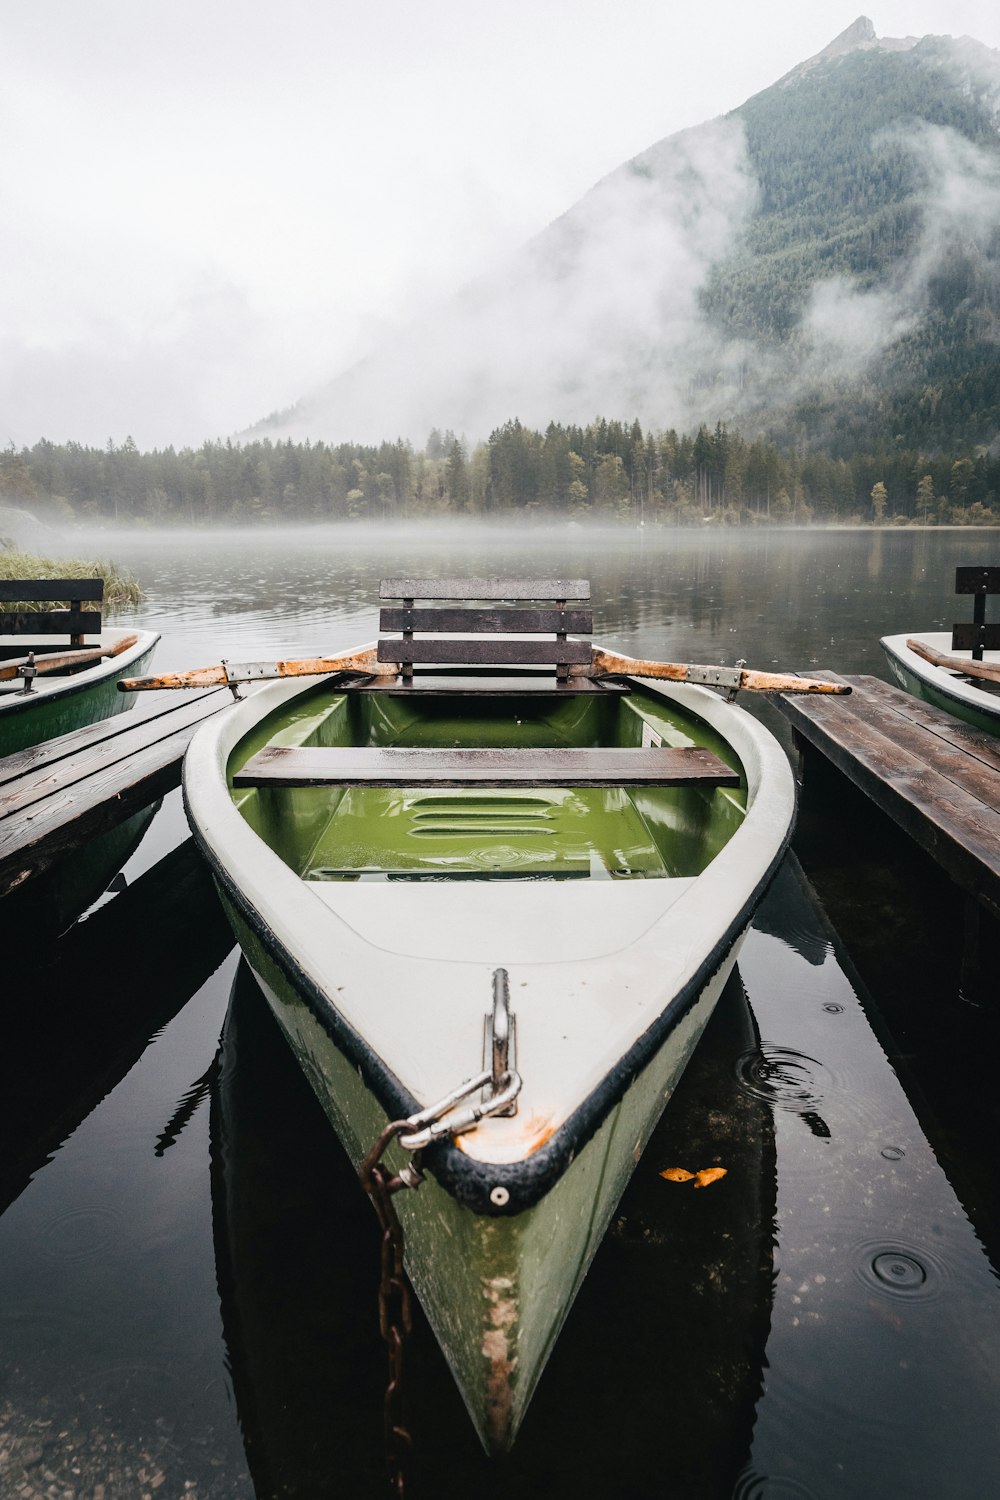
xmin=359 ymin=1121 xmax=425 ymax=1498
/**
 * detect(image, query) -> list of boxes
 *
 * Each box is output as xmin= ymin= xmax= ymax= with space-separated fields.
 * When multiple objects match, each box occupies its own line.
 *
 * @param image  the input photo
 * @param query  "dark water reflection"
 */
xmin=1 ymin=526 xmax=999 ymax=1498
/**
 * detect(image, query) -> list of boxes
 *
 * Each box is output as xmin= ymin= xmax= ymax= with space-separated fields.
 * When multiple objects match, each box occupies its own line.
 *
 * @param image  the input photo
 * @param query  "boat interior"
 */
xmin=228 ymin=580 xmax=747 ymax=884
xmin=230 ymin=680 xmax=747 ymax=884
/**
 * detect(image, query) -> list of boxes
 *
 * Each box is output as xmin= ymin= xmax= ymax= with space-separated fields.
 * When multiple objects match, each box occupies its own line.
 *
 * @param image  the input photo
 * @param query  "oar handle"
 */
xmin=586 ymin=650 xmax=850 ymax=694
xmin=739 ymin=667 xmax=850 ymax=694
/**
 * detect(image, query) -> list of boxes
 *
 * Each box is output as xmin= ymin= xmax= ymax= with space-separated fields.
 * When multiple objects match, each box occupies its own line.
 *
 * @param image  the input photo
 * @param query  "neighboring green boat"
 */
xmin=1 ymin=589 xmax=159 ymax=757
xmin=882 ymin=567 xmax=1000 ymax=737
xmin=180 ymin=579 xmax=799 ymax=1453
xmin=882 ymin=631 xmax=1000 ymax=737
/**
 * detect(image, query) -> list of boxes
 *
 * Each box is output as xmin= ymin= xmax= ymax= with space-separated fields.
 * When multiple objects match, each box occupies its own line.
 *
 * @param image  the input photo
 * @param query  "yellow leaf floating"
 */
xmin=692 ymin=1167 xmax=728 ymax=1189
xmin=659 ymin=1167 xmax=695 ymax=1182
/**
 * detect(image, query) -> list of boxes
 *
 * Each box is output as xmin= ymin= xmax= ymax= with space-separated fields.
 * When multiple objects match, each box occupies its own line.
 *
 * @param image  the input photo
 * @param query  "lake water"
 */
xmin=2 ymin=524 xmax=999 ymax=1499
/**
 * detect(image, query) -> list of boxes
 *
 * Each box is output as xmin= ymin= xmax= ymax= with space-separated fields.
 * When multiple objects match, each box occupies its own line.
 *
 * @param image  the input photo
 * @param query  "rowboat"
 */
xmin=881 ymin=566 xmax=1000 ymax=737
xmin=0 ymin=575 xmax=158 ymax=756
xmin=175 ymin=579 xmax=812 ymax=1452
xmin=881 ymin=632 xmax=1000 ymax=736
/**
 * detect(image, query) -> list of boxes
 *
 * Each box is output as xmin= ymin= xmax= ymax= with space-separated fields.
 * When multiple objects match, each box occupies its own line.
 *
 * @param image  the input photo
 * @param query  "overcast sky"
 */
xmin=3 ymin=1 xmax=999 ymax=450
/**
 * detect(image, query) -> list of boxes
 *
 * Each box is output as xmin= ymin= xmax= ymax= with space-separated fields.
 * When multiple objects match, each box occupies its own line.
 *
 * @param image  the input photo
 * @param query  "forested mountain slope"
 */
xmin=702 ymin=23 xmax=1000 ymax=452
xmin=258 ymin=18 xmax=1000 ymax=457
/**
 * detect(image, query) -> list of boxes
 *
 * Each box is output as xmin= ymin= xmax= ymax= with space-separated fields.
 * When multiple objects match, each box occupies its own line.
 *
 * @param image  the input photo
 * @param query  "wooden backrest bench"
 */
xmin=363 ymin=576 xmax=619 ymax=693
xmin=952 ymin=566 xmax=1000 ymax=663
xmin=0 ymin=579 xmax=103 ymax=655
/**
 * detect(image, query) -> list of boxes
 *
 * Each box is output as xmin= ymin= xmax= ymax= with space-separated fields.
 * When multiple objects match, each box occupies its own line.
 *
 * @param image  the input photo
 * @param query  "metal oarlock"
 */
xmin=17 ymin=652 xmax=37 ymax=694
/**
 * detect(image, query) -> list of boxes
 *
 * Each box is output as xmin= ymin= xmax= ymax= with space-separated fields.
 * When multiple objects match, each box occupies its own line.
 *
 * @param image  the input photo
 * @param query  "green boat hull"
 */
xmin=218 ymin=888 xmax=736 ymax=1449
xmin=882 ymin=632 xmax=1000 ymax=738
xmin=0 ymin=630 xmax=158 ymax=758
xmin=211 ymin=961 xmax=776 ymax=1494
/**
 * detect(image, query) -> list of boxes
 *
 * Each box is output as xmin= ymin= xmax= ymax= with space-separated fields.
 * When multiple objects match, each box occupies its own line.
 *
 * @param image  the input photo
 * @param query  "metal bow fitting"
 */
xmin=398 ymin=967 xmax=521 ymax=1150
xmin=398 ymin=1068 xmax=522 ymax=1151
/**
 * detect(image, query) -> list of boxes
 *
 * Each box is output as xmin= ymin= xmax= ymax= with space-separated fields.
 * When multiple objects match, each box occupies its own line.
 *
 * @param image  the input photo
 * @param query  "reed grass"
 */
xmin=0 ymin=551 xmax=141 ymax=610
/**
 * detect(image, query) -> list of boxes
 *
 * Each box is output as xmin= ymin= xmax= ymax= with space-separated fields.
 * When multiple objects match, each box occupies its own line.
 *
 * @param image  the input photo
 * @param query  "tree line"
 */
xmin=1 ymin=419 xmax=998 ymax=526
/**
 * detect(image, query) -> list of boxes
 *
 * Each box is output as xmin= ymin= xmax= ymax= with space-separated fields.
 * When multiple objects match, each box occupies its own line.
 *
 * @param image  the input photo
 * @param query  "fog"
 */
xmin=799 ymin=119 xmax=1000 ymax=374
xmin=3 ymin=3 xmax=1000 ymax=451
xmin=265 ymin=43 xmax=1000 ymax=447
xmin=272 ymin=117 xmax=758 ymax=443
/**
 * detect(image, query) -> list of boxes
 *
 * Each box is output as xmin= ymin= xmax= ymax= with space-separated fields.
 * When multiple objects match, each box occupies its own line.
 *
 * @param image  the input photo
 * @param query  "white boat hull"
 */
xmin=183 ymin=657 xmax=796 ymax=1449
xmin=881 ymin=631 xmax=1000 ymax=737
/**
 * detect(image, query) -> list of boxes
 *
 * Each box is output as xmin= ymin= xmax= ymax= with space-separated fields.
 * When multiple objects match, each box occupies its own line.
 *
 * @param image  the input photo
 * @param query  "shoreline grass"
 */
xmin=0 ymin=551 xmax=141 ymax=610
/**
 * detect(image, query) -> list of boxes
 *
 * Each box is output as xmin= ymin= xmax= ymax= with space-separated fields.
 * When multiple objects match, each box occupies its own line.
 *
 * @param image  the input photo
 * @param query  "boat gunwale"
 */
xmin=0 ymin=627 xmax=160 ymax=718
xmin=881 ymin=633 xmax=1000 ymax=720
xmin=182 ymin=653 xmax=796 ymax=1217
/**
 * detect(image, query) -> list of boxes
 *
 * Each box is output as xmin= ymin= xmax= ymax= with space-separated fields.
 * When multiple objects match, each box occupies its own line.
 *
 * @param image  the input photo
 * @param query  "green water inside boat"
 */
xmin=229 ymin=684 xmax=746 ymax=882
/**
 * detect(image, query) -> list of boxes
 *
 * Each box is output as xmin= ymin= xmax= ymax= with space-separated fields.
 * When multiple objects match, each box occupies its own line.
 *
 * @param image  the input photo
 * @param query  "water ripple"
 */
xmin=37 ymin=1206 xmax=121 ymax=1263
xmin=734 ymin=1044 xmax=833 ymax=1114
xmin=734 ymin=1468 xmax=820 ymax=1500
xmin=852 ymin=1238 xmax=948 ymax=1304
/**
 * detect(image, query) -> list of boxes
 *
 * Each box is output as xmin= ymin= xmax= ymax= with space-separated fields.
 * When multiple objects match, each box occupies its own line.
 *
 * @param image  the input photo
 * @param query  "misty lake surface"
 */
xmin=2 ymin=523 xmax=1000 ymax=1499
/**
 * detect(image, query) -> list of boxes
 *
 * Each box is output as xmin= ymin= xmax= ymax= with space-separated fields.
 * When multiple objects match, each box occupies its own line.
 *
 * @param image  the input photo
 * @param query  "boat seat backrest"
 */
xmin=952 ymin=567 xmax=1000 ymax=662
xmin=377 ymin=577 xmax=592 ymax=681
xmin=0 ymin=578 xmax=103 ymax=651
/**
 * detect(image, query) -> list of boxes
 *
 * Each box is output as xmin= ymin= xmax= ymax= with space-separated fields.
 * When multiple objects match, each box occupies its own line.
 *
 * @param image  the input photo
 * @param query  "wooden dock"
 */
xmin=775 ymin=673 xmax=1000 ymax=921
xmin=0 ymin=691 xmax=230 ymax=897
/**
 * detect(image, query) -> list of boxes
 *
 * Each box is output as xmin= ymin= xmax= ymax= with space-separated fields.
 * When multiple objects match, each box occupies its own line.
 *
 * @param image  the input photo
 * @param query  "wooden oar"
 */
xmin=0 ymin=632 xmax=139 ymax=683
xmin=119 ymin=647 xmax=394 ymax=690
xmin=120 ymin=644 xmax=848 ymax=695
xmin=906 ymin=637 xmax=1000 ymax=686
xmin=580 ymin=649 xmax=851 ymax=694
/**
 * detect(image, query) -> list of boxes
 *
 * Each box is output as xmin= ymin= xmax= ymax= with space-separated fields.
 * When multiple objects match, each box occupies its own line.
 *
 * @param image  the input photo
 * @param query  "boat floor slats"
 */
xmin=344 ymin=674 xmax=628 ymax=696
xmin=0 ymin=690 xmax=230 ymax=896
xmin=234 ymin=745 xmax=740 ymax=789
xmin=775 ymin=672 xmax=1000 ymax=911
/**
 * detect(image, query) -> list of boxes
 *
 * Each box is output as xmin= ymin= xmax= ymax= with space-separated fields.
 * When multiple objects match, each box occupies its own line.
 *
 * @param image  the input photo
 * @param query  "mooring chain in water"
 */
xmin=359 ymin=1121 xmax=426 ymax=1498
xmin=360 ymin=977 xmax=523 ymax=1493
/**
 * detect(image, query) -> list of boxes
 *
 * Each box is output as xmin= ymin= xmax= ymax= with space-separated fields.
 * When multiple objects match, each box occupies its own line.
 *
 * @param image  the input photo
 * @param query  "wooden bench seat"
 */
xmin=0 ymin=578 xmax=103 ymax=654
xmin=233 ymin=745 xmax=740 ymax=789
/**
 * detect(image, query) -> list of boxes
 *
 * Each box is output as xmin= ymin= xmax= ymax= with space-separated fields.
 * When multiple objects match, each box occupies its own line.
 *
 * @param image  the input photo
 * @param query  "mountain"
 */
xmin=254 ymin=18 xmax=1000 ymax=456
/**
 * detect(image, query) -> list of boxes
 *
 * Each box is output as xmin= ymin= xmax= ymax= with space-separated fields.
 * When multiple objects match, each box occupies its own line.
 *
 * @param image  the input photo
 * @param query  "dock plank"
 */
xmin=0 ymin=691 xmax=226 ymax=790
xmin=0 ymin=690 xmax=230 ymax=897
xmin=0 ymin=691 xmax=229 ymax=817
xmin=815 ymin=676 xmax=1000 ymax=813
xmin=777 ymin=673 xmax=1000 ymax=916
xmin=848 ymin=676 xmax=1000 ymax=778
